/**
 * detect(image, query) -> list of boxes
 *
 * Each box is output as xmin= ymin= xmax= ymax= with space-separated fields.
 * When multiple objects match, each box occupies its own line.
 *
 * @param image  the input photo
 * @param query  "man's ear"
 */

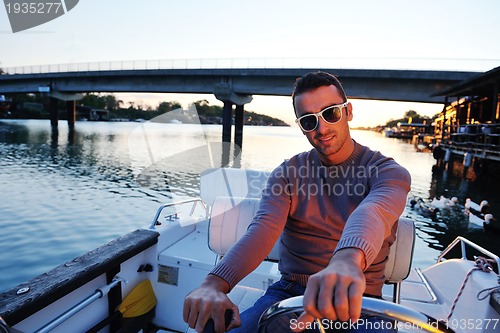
xmin=346 ymin=102 xmax=353 ymax=121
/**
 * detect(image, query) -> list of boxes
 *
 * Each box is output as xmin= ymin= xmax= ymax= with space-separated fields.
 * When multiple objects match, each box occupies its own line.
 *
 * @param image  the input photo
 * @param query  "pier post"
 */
xmin=66 ymin=100 xmax=76 ymax=128
xmin=493 ymin=83 xmax=499 ymax=121
xmin=222 ymin=101 xmax=233 ymax=143
xmin=49 ymin=97 xmax=58 ymax=128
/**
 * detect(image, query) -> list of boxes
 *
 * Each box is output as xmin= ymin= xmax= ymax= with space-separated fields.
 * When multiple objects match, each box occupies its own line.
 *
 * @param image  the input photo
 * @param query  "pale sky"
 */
xmin=2 ymin=0 xmax=500 ymax=127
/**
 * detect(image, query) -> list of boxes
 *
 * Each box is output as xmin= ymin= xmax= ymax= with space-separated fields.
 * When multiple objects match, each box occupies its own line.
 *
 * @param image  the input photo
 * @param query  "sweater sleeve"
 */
xmin=209 ymin=163 xmax=290 ymax=290
xmin=334 ymin=158 xmax=411 ymax=268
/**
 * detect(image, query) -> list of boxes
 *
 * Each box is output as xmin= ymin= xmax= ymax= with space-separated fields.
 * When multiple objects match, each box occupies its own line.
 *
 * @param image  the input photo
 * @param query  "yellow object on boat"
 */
xmin=117 ymin=280 xmax=157 ymax=318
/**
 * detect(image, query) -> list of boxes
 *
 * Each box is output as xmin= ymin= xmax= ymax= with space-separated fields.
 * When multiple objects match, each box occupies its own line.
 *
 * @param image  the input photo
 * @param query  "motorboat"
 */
xmin=1 ymin=168 xmax=499 ymax=333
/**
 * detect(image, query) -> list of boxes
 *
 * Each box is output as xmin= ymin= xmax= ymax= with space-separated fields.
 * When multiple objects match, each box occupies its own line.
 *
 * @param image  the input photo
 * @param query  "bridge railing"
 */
xmin=3 ymin=57 xmax=500 ymax=75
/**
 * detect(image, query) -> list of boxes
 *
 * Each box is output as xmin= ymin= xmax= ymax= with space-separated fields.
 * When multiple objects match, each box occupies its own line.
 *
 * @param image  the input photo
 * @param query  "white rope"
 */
xmin=477 ymin=274 xmax=500 ymax=301
xmin=444 ymin=256 xmax=495 ymax=321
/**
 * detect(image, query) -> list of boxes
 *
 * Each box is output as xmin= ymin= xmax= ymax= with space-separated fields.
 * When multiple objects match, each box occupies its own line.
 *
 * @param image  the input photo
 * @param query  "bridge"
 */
xmin=0 ymin=59 xmax=485 ymax=146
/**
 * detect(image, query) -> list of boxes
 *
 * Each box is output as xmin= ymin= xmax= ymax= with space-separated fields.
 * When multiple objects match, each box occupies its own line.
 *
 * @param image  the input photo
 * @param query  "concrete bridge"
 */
xmin=0 ymin=65 xmax=481 ymax=146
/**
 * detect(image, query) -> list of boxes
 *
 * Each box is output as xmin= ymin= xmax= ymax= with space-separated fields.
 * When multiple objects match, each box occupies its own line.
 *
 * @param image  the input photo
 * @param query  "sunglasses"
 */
xmin=295 ymin=102 xmax=348 ymax=132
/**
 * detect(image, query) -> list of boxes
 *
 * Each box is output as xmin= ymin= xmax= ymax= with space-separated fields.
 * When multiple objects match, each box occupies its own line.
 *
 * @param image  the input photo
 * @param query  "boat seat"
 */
xmin=208 ymin=196 xmax=279 ymax=261
xmin=200 ymin=168 xmax=270 ymax=209
xmin=384 ymin=216 xmax=416 ymax=303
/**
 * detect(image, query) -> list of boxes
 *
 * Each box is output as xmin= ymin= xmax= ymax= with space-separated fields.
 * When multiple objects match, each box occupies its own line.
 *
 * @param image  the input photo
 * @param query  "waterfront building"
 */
xmin=433 ymin=66 xmax=500 ymax=179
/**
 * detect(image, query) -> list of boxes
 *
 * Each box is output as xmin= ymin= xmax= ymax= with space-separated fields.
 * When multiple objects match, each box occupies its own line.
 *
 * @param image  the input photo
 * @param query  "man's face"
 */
xmin=294 ymin=85 xmax=353 ymax=165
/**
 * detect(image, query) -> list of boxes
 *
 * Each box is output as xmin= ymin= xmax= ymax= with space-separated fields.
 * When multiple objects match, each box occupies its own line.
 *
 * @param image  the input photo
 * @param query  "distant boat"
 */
xmin=383 ymin=127 xmax=395 ymax=137
xmin=0 ymin=95 xmax=11 ymax=112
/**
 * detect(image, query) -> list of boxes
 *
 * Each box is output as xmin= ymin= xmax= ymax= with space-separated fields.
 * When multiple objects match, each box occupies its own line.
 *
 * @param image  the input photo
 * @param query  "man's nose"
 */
xmin=316 ymin=115 xmax=329 ymax=133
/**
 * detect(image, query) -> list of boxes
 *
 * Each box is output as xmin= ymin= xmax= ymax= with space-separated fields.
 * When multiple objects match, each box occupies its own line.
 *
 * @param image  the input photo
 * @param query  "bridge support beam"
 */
xmin=49 ymin=97 xmax=58 ymax=128
xmin=222 ymin=101 xmax=233 ymax=143
xmin=66 ymin=100 xmax=76 ymax=128
xmin=48 ymin=92 xmax=82 ymax=128
xmin=220 ymin=102 xmax=246 ymax=147
xmin=214 ymin=86 xmax=252 ymax=148
xmin=235 ymin=104 xmax=244 ymax=148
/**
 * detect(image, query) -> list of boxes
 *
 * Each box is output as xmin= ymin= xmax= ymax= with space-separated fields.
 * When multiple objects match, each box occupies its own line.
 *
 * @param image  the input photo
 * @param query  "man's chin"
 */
xmin=315 ymin=146 xmax=340 ymax=159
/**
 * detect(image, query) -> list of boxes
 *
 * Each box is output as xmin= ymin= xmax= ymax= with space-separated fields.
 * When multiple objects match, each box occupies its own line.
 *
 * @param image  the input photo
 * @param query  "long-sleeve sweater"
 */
xmin=210 ymin=141 xmax=411 ymax=296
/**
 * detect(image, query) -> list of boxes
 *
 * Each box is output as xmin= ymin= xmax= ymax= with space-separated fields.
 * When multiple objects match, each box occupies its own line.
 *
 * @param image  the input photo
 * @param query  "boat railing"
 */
xmin=34 ymin=277 xmax=125 ymax=333
xmin=437 ymin=236 xmax=500 ymax=273
xmin=149 ymin=198 xmax=207 ymax=228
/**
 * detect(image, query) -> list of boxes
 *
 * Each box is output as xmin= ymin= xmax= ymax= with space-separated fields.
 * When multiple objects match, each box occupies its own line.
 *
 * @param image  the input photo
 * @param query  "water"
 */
xmin=1 ymin=119 xmax=499 ymax=293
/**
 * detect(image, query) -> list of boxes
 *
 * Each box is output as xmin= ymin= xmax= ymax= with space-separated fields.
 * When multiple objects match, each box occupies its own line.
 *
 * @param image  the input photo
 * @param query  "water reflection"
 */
xmin=136 ymin=142 xmax=242 ymax=197
xmin=1 ymin=120 xmax=500 ymax=292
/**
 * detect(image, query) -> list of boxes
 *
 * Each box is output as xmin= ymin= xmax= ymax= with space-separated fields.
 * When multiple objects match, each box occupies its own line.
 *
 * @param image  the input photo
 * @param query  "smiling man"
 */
xmin=184 ymin=71 xmax=411 ymax=332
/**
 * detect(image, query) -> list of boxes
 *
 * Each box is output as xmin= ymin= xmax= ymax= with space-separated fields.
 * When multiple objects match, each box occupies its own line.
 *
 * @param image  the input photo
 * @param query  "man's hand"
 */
xmin=183 ymin=275 xmax=241 ymax=333
xmin=292 ymin=248 xmax=366 ymax=332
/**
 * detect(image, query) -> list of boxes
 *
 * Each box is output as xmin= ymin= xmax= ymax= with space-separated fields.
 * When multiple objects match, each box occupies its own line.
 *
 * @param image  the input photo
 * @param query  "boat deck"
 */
xmin=150 ymin=218 xmax=280 ymax=332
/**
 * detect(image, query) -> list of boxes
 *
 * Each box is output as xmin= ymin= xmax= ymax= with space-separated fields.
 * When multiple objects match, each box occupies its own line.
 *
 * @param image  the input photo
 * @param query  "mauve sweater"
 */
xmin=210 ymin=141 xmax=411 ymax=296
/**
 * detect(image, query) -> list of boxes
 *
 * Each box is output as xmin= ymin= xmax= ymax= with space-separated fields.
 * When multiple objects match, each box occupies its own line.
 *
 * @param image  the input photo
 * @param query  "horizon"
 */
xmin=2 ymin=0 xmax=500 ymax=127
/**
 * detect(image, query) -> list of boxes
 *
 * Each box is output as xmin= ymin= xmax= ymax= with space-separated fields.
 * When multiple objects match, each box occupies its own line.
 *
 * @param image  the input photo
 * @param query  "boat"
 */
xmin=383 ymin=127 xmax=395 ymax=138
xmin=1 ymin=167 xmax=500 ymax=333
xmin=0 ymin=95 xmax=11 ymax=113
xmin=385 ymin=122 xmax=432 ymax=141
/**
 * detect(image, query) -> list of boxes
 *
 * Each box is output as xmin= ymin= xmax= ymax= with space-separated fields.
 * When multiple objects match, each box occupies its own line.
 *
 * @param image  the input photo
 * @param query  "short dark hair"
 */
xmin=292 ymin=71 xmax=347 ymax=114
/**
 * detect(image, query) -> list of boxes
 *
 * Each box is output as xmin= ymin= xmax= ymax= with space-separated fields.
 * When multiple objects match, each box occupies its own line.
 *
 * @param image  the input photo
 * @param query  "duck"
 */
xmin=483 ymin=214 xmax=500 ymax=233
xmin=413 ymin=197 xmax=439 ymax=221
xmin=465 ymin=198 xmax=490 ymax=216
xmin=446 ymin=197 xmax=459 ymax=206
xmin=430 ymin=196 xmax=458 ymax=209
xmin=469 ymin=212 xmax=497 ymax=229
xmin=408 ymin=196 xmax=419 ymax=209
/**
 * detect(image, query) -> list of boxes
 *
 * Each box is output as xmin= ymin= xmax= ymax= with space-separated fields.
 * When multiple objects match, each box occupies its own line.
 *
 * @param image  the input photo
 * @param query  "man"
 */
xmin=184 ymin=71 xmax=411 ymax=332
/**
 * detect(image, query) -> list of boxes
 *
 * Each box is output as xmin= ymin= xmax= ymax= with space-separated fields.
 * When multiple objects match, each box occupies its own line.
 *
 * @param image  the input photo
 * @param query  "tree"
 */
xmin=405 ymin=110 xmax=419 ymax=118
xmin=158 ymin=101 xmax=181 ymax=113
xmin=104 ymin=95 xmax=119 ymax=111
xmin=80 ymin=93 xmax=106 ymax=109
xmin=384 ymin=110 xmax=430 ymax=127
xmin=193 ymin=100 xmax=222 ymax=117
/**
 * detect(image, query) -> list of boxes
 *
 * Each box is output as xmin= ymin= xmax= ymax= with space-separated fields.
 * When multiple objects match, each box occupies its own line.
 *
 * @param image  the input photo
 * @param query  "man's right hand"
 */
xmin=183 ymin=275 xmax=241 ymax=333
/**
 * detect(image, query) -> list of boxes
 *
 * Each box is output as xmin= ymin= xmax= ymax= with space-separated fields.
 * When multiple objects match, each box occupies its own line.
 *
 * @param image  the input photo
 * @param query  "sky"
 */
xmin=1 ymin=0 xmax=500 ymax=127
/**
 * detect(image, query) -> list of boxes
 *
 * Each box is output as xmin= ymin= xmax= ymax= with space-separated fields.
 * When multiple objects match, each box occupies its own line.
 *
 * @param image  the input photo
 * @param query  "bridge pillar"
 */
xmin=49 ymin=97 xmax=58 ymax=128
xmin=214 ymin=85 xmax=252 ymax=147
xmin=235 ymin=104 xmax=244 ymax=148
xmin=222 ymin=101 xmax=233 ymax=143
xmin=48 ymin=92 xmax=82 ymax=128
xmin=66 ymin=100 xmax=76 ymax=128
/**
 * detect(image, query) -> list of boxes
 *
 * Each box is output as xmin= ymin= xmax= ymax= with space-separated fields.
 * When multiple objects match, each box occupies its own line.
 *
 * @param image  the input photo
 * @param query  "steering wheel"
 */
xmin=258 ymin=296 xmax=454 ymax=333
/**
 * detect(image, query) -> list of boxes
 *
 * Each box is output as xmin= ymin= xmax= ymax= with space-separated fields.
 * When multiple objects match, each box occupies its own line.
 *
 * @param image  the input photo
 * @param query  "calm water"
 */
xmin=1 ymin=119 xmax=499 ymax=293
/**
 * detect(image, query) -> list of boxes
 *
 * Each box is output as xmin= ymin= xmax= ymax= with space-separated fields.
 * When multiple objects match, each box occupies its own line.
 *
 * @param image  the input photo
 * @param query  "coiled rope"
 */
xmin=445 ymin=256 xmax=498 ymax=321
